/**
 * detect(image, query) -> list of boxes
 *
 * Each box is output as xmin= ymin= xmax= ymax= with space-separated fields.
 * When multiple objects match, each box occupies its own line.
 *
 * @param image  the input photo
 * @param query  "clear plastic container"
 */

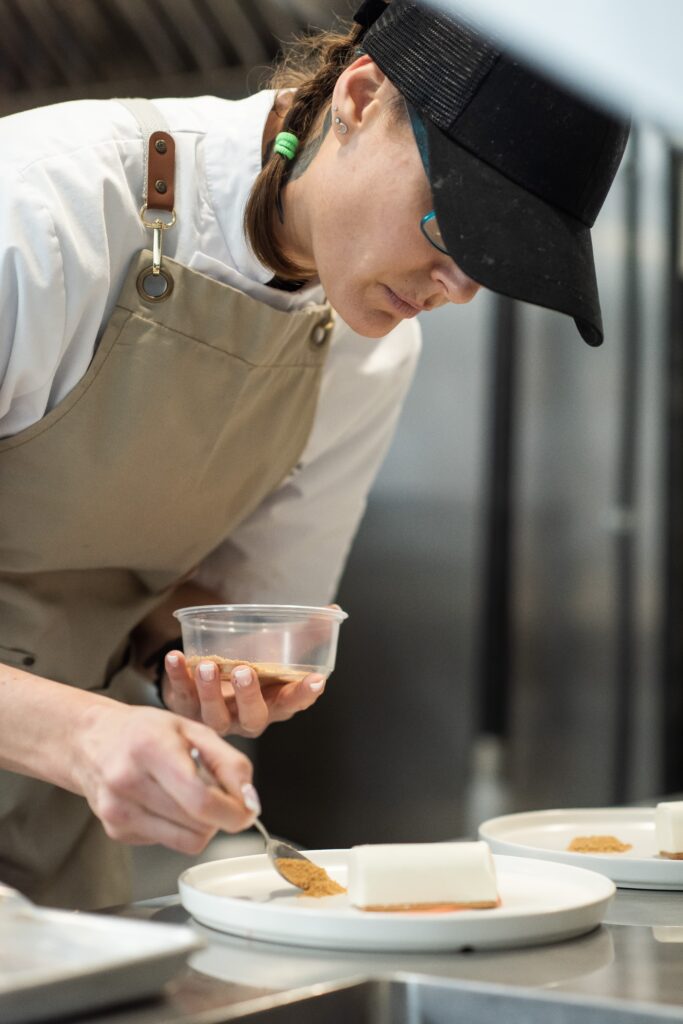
xmin=173 ymin=604 xmax=348 ymax=685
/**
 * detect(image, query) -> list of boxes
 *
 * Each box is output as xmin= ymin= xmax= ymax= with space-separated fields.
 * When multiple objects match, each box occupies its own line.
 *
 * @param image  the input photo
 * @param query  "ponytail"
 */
xmin=244 ymin=22 xmax=364 ymax=280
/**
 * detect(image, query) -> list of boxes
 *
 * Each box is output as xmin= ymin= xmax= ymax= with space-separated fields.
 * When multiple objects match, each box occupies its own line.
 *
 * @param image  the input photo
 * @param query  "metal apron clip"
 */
xmin=138 ymin=203 xmax=176 ymax=301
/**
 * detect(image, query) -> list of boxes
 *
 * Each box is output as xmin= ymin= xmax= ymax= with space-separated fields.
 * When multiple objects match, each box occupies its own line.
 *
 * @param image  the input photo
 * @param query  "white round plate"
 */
xmin=178 ymin=850 xmax=613 ymax=952
xmin=480 ymin=808 xmax=683 ymax=890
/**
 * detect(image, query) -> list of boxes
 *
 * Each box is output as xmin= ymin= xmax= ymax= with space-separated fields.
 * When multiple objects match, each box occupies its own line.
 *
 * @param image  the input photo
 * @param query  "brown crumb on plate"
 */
xmin=567 ymin=834 xmax=632 ymax=854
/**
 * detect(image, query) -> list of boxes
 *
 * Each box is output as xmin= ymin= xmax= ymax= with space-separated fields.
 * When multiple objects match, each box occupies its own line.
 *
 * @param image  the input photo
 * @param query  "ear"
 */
xmin=332 ymin=55 xmax=386 ymax=140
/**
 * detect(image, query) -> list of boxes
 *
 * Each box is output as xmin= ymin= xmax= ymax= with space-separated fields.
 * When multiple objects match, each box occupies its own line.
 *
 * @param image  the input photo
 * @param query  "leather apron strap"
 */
xmin=117 ymin=98 xmax=175 ymax=213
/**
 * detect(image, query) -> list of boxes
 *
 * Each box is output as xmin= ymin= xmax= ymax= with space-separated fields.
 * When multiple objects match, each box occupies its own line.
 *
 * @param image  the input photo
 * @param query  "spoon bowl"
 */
xmin=249 ymin=817 xmax=325 ymax=889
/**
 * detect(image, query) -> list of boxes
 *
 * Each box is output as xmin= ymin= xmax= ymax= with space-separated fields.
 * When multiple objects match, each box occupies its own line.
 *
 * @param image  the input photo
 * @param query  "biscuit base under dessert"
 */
xmin=357 ymin=899 xmax=499 ymax=913
xmin=659 ymin=850 xmax=683 ymax=860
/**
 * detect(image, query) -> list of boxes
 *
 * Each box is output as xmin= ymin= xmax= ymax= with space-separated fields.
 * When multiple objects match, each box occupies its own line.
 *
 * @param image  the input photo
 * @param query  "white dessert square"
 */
xmin=347 ymin=840 xmax=499 ymax=910
xmin=656 ymin=802 xmax=683 ymax=857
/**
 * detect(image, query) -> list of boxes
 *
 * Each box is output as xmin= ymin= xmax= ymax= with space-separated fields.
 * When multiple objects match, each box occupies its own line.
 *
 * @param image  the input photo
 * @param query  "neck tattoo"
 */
xmin=289 ymin=109 xmax=332 ymax=182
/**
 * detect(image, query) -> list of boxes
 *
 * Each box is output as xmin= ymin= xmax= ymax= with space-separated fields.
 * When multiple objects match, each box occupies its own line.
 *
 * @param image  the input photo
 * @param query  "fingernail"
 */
xmin=309 ymin=676 xmax=325 ymax=693
xmin=241 ymin=782 xmax=262 ymax=815
xmin=166 ymin=653 xmax=180 ymax=669
xmin=233 ymin=666 xmax=252 ymax=688
xmin=199 ymin=661 xmax=215 ymax=682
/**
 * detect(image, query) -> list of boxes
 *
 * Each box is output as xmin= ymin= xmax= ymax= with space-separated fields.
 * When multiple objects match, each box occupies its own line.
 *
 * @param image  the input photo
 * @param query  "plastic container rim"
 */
xmin=173 ymin=603 xmax=348 ymax=624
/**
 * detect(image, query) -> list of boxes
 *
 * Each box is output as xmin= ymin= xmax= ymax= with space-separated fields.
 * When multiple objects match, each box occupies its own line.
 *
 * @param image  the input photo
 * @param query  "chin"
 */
xmin=328 ymin=296 xmax=398 ymax=339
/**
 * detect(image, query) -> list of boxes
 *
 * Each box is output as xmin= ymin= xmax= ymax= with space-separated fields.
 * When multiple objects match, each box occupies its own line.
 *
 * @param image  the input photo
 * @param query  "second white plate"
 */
xmin=479 ymin=808 xmax=683 ymax=889
xmin=179 ymin=850 xmax=613 ymax=952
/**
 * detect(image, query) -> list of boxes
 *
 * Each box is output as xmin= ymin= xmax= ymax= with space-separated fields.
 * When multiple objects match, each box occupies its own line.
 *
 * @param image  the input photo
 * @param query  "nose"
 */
xmin=429 ymin=257 xmax=481 ymax=306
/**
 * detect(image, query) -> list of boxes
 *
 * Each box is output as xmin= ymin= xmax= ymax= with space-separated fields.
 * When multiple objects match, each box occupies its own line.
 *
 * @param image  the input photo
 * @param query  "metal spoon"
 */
xmin=189 ymin=747 xmax=314 ymax=889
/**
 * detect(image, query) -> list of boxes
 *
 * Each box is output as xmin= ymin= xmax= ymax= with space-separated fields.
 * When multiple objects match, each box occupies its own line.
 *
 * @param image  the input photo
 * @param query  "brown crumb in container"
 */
xmin=185 ymin=655 xmax=311 ymax=686
xmin=567 ymin=834 xmax=632 ymax=854
xmin=275 ymin=858 xmax=346 ymax=897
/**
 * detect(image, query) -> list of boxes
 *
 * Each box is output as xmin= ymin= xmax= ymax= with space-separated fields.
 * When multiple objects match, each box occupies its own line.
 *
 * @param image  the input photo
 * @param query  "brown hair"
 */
xmin=243 ymin=20 xmax=365 ymax=281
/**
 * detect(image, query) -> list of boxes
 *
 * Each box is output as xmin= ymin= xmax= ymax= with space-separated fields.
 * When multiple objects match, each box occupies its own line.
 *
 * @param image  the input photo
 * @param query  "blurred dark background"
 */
xmin=0 ymin=0 xmax=347 ymax=114
xmin=3 ymin=1 xmax=682 ymax=880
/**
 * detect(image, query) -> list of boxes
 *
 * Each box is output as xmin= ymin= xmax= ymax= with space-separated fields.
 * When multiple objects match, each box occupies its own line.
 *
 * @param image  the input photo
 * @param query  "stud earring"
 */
xmin=332 ymin=105 xmax=348 ymax=135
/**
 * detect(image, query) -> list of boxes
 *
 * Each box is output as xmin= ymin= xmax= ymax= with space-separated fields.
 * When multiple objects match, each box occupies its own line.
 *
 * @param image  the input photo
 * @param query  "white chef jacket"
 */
xmin=0 ymin=91 xmax=420 ymax=604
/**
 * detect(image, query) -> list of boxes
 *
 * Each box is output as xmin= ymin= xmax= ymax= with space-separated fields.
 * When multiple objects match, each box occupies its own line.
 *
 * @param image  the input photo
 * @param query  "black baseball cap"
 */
xmin=354 ymin=0 xmax=630 ymax=346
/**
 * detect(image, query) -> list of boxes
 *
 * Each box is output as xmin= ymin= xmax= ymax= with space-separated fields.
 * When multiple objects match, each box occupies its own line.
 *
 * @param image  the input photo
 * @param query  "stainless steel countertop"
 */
xmin=75 ymin=886 xmax=683 ymax=1023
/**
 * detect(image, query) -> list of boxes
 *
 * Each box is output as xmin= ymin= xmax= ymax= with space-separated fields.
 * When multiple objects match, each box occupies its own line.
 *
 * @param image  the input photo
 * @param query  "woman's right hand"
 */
xmin=73 ymin=701 xmax=260 ymax=854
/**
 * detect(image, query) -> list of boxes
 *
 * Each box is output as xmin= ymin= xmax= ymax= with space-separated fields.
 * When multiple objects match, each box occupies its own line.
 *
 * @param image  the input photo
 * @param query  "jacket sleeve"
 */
xmin=0 ymin=112 xmax=144 ymax=439
xmin=191 ymin=315 xmax=422 ymax=604
xmin=0 ymin=174 xmax=68 ymax=436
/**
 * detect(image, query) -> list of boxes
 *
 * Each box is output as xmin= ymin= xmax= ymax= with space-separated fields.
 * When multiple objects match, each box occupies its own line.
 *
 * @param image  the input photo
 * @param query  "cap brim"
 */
xmin=425 ymin=120 xmax=604 ymax=346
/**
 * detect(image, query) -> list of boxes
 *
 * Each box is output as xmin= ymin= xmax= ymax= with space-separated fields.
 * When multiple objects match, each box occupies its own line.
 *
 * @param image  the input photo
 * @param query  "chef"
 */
xmin=0 ymin=0 xmax=628 ymax=910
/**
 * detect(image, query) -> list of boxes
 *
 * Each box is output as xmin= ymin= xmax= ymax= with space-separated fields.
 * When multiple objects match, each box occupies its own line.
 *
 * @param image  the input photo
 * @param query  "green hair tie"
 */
xmin=274 ymin=131 xmax=299 ymax=160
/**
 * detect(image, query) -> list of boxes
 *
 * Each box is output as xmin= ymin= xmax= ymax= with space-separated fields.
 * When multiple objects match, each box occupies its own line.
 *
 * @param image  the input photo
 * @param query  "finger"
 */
xmin=169 ymin=723 xmax=257 ymax=832
xmin=136 ymin=816 xmax=215 ymax=855
xmin=99 ymin=793 xmax=216 ymax=854
xmin=262 ymin=673 xmax=326 ymax=722
xmin=156 ymin=753 xmax=252 ymax=833
xmin=231 ymin=665 xmax=270 ymax=737
xmin=111 ymin=768 xmax=213 ymax=834
xmin=164 ymin=651 xmax=201 ymax=719
xmin=194 ymin=660 xmax=232 ymax=735
xmin=98 ymin=732 xmax=224 ymax=836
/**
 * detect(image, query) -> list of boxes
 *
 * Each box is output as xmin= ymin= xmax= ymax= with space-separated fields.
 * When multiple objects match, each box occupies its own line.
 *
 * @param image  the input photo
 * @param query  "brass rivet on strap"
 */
xmin=136 ymin=265 xmax=174 ymax=303
xmin=154 ymin=139 xmax=168 ymax=154
xmin=155 ymin=179 xmax=168 ymax=194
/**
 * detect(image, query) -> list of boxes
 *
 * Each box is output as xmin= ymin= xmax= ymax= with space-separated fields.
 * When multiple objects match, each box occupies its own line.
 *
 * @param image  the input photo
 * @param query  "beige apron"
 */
xmin=0 ymin=103 xmax=333 ymax=909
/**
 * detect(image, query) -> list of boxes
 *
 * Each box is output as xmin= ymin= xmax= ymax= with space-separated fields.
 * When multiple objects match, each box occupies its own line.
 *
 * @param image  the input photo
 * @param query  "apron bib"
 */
xmin=0 ymin=104 xmax=333 ymax=908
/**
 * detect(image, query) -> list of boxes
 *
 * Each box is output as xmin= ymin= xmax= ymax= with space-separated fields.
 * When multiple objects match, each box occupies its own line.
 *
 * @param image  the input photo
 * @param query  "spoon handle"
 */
xmin=251 ymin=816 xmax=271 ymax=847
xmin=189 ymin=747 xmax=216 ymax=787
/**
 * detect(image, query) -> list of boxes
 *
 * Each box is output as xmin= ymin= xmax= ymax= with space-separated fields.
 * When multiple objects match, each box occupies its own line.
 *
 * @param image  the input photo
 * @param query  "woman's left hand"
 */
xmin=161 ymin=652 xmax=326 ymax=737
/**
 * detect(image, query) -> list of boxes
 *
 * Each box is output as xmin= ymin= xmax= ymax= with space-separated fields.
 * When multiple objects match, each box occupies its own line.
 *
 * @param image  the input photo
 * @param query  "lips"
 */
xmin=384 ymin=285 xmax=423 ymax=317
